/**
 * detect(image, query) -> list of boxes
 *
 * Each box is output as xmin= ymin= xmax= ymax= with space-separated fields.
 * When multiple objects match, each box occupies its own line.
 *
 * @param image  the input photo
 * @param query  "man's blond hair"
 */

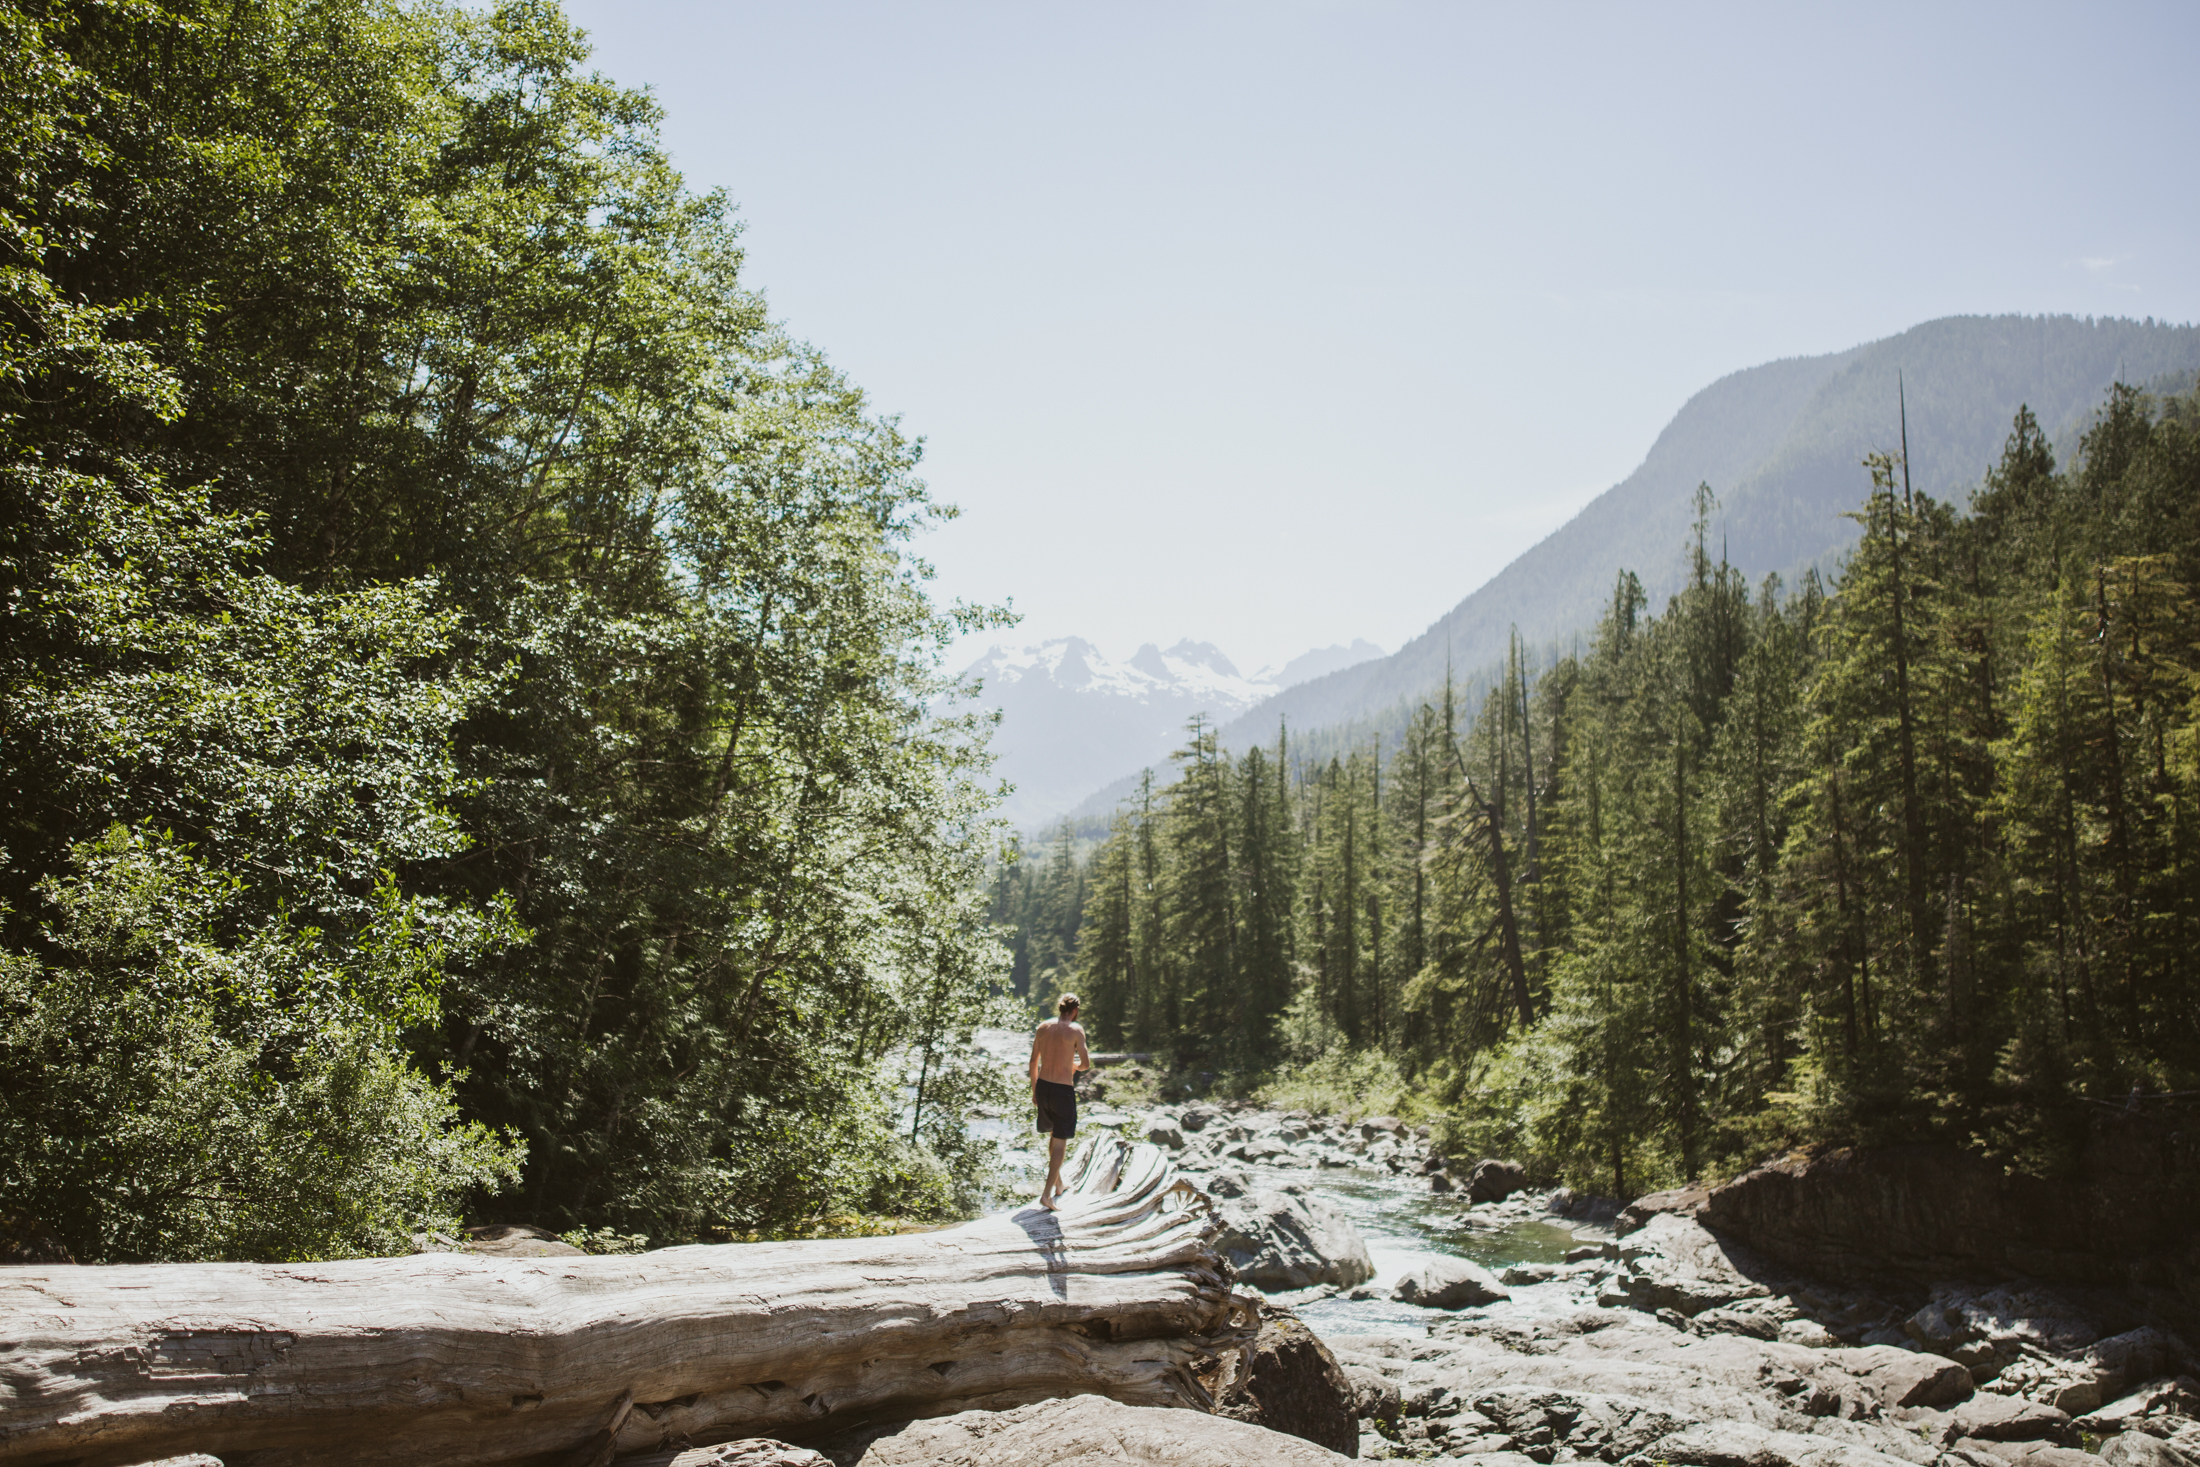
xmin=1057 ymin=993 xmax=1080 ymax=1017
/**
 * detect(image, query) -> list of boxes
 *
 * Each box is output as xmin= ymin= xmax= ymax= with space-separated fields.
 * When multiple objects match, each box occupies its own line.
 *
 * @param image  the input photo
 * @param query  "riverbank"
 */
xmin=976 ymin=1070 xmax=2200 ymax=1466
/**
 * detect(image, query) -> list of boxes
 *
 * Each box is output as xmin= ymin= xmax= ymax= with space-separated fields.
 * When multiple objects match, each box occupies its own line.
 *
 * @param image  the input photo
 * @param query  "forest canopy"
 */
xmin=999 ymin=382 xmax=2200 ymax=1198
xmin=0 ymin=0 xmax=1011 ymax=1263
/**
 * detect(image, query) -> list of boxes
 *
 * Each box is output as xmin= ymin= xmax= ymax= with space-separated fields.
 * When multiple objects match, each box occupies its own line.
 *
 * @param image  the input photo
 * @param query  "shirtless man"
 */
xmin=1028 ymin=993 xmax=1092 ymax=1211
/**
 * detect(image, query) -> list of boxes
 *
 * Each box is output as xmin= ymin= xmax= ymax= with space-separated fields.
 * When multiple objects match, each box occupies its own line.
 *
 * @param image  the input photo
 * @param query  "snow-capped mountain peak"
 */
xmin=955 ymin=635 xmax=1385 ymax=827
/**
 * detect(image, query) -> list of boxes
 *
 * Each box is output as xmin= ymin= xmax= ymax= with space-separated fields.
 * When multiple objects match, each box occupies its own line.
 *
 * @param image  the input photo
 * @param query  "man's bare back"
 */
xmin=1030 ymin=1016 xmax=1090 ymax=1086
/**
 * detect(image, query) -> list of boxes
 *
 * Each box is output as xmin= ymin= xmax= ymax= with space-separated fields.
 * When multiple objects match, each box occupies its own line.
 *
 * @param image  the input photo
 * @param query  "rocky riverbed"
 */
xmin=973 ymin=1068 xmax=2200 ymax=1467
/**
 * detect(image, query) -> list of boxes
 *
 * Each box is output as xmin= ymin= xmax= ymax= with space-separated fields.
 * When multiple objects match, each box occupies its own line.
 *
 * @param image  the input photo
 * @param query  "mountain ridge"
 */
xmin=1214 ymin=313 xmax=2200 ymax=751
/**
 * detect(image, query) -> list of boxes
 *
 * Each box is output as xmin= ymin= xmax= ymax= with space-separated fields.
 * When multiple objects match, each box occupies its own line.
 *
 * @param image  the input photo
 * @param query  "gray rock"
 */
xmin=1360 ymin=1115 xmax=1405 ymax=1139
xmin=1593 ymin=1213 xmax=1774 ymax=1318
xmin=2079 ymin=1376 xmax=2200 ymax=1434
xmin=1430 ymin=1171 xmax=1457 ymax=1193
xmin=1215 ymin=1185 xmax=1375 ymax=1291
xmin=1829 ymin=1345 xmax=1974 ymax=1409
xmin=2086 ymin=1330 xmax=2198 ymax=1401
xmin=1346 ymin=1363 xmax=1404 ymax=1428
xmin=1392 ymin=1256 xmax=1512 ymax=1309
xmin=1139 ymin=1114 xmax=1185 ymax=1149
xmin=1693 ymin=1308 xmax=1781 ymax=1342
xmin=1213 ymin=1306 xmax=1359 ymax=1456
xmin=1473 ymin=1387 xmax=1698 ymax=1462
xmin=2100 ymin=1437 xmax=2200 ymax=1467
xmin=1949 ymin=1395 xmax=2071 ymax=1443
xmin=832 ymin=1395 xmax=1354 ymax=1464
xmin=1469 ymin=1158 xmax=1529 ymax=1203
xmin=1621 ymin=1420 xmax=1919 ymax=1467
xmin=1955 ymin=1446 xmax=2104 ymax=1467
xmin=1501 ymin=1263 xmax=1559 ymax=1287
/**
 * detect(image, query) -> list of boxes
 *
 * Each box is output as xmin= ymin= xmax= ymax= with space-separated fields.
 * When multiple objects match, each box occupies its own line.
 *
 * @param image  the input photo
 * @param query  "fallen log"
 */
xmin=0 ymin=1138 xmax=1250 ymax=1467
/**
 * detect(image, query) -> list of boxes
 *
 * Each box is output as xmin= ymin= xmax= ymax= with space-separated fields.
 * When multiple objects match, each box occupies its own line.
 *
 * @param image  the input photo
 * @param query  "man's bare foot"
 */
xmin=1038 ymin=1193 xmax=1058 ymax=1212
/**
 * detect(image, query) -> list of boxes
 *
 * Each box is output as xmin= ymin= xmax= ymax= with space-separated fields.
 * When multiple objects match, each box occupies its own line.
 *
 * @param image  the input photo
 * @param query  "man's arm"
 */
xmin=1073 ymin=1023 xmax=1092 ymax=1075
xmin=1028 ymin=1026 xmax=1044 ymax=1093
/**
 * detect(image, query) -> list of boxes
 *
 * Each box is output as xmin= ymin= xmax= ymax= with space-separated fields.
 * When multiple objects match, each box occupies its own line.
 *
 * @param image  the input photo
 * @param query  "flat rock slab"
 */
xmin=827 ymin=1395 xmax=1353 ymax=1465
xmin=1951 ymin=1395 xmax=2071 ymax=1442
xmin=1827 ymin=1345 xmax=1974 ymax=1409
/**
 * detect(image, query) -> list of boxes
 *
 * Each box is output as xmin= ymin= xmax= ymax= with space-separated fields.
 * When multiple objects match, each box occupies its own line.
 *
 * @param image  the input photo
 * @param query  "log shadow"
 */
xmin=1012 ymin=1207 xmax=1071 ymax=1299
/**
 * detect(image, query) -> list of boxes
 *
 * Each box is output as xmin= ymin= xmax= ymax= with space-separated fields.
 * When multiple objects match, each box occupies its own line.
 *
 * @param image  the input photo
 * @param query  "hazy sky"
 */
xmin=563 ymin=0 xmax=2200 ymax=676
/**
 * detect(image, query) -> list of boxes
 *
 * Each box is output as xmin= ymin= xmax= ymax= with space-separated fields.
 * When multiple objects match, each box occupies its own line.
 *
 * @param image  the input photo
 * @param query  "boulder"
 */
xmin=1469 ymin=1159 xmax=1529 ymax=1204
xmin=1213 ymin=1306 xmax=1360 ymax=1456
xmin=1205 ymin=1168 xmax=1253 ymax=1199
xmin=1344 ymin=1364 xmax=1403 ymax=1429
xmin=1949 ymin=1395 xmax=2072 ymax=1442
xmin=1693 ymin=1308 xmax=1781 ymax=1342
xmin=1392 ymin=1257 xmax=1511 ymax=1310
xmin=1214 ymin=1184 xmax=1375 ymax=1291
xmin=1682 ymin=1117 xmax=2200 ymax=1295
xmin=1360 ymin=1115 xmax=1404 ymax=1139
xmin=1828 ymin=1345 xmax=1974 ymax=1409
xmin=828 ymin=1394 xmax=1354 ymax=1465
xmin=1141 ymin=1115 xmax=1185 ymax=1149
xmin=1595 ymin=1215 xmax=1774 ymax=1318
xmin=2086 ymin=1330 xmax=2198 ymax=1400
xmin=1179 ymin=1106 xmax=1219 ymax=1132
xmin=2079 ymin=1376 xmax=2200 ymax=1434
xmin=2100 ymin=1437 xmax=2200 ymax=1467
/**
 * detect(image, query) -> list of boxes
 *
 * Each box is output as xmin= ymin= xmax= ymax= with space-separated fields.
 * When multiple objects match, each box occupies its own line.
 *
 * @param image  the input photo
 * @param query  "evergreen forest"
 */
xmin=1 ymin=0 xmax=1012 ymax=1264
xmin=1000 ymin=384 xmax=2200 ymax=1199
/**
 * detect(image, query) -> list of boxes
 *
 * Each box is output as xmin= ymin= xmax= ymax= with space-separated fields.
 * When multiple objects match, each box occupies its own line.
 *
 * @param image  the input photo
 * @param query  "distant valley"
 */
xmin=958 ymin=637 xmax=1383 ymax=827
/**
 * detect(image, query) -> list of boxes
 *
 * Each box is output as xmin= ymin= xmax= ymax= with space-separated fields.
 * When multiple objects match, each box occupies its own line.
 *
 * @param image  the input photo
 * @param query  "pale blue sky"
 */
xmin=563 ymin=0 xmax=2200 ymax=674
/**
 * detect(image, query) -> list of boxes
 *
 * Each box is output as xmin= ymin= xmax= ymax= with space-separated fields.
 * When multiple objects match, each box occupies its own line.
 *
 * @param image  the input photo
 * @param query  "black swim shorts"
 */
xmin=1034 ymin=1078 xmax=1077 ymax=1139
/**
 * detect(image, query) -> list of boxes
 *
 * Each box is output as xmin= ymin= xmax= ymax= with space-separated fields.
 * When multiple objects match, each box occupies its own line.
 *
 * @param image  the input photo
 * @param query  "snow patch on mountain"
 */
xmin=956 ymin=636 xmax=1385 ymax=829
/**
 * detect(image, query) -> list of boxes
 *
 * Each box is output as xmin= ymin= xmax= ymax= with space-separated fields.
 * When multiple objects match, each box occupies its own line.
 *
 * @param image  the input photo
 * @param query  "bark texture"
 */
xmin=0 ymin=1139 xmax=1249 ymax=1467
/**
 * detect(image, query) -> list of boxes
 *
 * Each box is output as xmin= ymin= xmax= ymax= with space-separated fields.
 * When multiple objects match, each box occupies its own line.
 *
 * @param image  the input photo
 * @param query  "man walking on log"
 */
xmin=1029 ymin=993 xmax=1092 ymax=1211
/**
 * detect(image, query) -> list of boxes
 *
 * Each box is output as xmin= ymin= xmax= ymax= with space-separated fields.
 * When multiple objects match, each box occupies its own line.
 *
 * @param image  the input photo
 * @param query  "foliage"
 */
xmin=0 ymin=0 xmax=1010 ymax=1259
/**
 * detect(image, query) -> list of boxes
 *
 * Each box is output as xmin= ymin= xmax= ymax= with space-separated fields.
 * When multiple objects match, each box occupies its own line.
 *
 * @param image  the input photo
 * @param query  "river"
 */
xmin=966 ymin=1029 xmax=1584 ymax=1343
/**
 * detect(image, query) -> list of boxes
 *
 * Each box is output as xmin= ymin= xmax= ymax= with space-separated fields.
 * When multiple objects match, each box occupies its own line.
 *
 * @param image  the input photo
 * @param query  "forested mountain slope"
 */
xmin=1005 ymin=377 xmax=2200 ymax=1201
xmin=1222 ymin=315 xmax=2200 ymax=750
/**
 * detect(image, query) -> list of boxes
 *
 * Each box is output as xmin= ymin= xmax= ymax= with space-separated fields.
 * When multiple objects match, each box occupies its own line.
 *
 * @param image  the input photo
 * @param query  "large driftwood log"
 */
xmin=0 ymin=1139 xmax=1250 ymax=1467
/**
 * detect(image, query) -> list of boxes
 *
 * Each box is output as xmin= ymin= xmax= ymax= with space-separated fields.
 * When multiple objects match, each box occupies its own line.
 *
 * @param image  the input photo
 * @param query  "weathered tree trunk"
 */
xmin=0 ymin=1140 xmax=1250 ymax=1467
